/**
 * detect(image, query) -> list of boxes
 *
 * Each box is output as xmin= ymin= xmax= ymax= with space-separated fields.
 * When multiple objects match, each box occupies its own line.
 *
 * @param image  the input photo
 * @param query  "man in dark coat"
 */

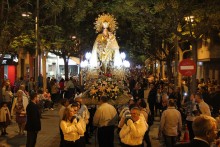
xmin=211 ymin=85 xmax=220 ymax=116
xmin=147 ymin=84 xmax=157 ymax=120
xmin=26 ymin=92 xmax=41 ymax=147
xmin=175 ymin=115 xmax=217 ymax=147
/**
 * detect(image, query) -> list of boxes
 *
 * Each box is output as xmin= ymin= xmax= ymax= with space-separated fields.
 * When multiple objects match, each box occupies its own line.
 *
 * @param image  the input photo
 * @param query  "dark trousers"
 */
xmin=78 ymin=136 xmax=86 ymax=147
xmin=26 ymin=131 xmax=38 ymax=147
xmin=121 ymin=143 xmax=142 ymax=147
xmin=143 ymin=128 xmax=151 ymax=147
xmin=163 ymin=135 xmax=177 ymax=147
xmin=97 ymin=125 xmax=115 ymax=147
xmin=186 ymin=120 xmax=194 ymax=140
xmin=59 ymin=127 xmax=64 ymax=147
xmin=63 ymin=138 xmax=83 ymax=147
xmin=149 ymin=103 xmax=155 ymax=120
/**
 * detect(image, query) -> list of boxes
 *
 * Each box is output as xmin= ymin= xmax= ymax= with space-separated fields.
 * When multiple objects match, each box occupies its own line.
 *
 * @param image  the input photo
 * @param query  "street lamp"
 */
xmin=35 ymin=0 xmax=40 ymax=85
xmin=80 ymin=52 xmax=91 ymax=84
xmin=120 ymin=52 xmax=126 ymax=60
xmin=184 ymin=16 xmax=197 ymax=94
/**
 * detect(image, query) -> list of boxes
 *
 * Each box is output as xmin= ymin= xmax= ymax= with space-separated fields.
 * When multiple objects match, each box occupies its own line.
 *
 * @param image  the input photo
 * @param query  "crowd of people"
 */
xmin=0 ymin=73 xmax=220 ymax=147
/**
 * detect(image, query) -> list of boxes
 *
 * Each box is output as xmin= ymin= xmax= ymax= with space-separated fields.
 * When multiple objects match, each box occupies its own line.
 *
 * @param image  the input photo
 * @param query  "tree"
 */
xmin=18 ymin=0 xmax=220 ymax=85
xmin=40 ymin=25 xmax=80 ymax=79
xmin=142 ymin=0 xmax=220 ymax=89
xmin=0 ymin=0 xmax=31 ymax=63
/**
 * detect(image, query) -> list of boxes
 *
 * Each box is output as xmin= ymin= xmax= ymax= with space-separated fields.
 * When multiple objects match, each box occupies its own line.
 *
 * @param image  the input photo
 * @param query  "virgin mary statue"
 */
xmin=90 ymin=14 xmax=122 ymax=73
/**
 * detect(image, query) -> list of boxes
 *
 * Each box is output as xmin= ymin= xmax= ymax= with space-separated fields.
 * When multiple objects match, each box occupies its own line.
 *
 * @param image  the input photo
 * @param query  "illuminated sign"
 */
xmin=0 ymin=54 xmax=18 ymax=65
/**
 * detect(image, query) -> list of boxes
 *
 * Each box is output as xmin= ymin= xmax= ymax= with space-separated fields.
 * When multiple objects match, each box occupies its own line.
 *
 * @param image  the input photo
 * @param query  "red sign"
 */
xmin=179 ymin=59 xmax=196 ymax=76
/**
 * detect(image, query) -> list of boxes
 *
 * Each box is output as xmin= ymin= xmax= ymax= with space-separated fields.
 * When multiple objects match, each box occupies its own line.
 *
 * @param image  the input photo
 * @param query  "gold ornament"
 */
xmin=94 ymin=13 xmax=118 ymax=33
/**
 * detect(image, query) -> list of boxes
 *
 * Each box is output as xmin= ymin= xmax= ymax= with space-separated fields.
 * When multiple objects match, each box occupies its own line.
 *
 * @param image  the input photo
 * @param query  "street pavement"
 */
xmin=0 ymin=104 xmax=162 ymax=147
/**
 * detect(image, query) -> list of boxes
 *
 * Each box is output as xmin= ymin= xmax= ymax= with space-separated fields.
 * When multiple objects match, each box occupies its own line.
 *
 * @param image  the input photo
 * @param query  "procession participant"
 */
xmin=119 ymin=107 xmax=147 ymax=147
xmin=93 ymin=96 xmax=118 ymax=147
xmin=60 ymin=106 xmax=85 ymax=147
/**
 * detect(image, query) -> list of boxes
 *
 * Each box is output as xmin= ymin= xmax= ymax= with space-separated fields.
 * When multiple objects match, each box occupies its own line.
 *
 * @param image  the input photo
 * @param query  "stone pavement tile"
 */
xmin=0 ymin=107 xmax=61 ymax=147
xmin=0 ymin=120 xmax=26 ymax=147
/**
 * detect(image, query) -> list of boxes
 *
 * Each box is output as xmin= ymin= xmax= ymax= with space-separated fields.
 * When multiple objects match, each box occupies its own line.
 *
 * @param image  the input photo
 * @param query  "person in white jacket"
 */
xmin=119 ymin=107 xmax=147 ymax=147
xmin=60 ymin=106 xmax=86 ymax=147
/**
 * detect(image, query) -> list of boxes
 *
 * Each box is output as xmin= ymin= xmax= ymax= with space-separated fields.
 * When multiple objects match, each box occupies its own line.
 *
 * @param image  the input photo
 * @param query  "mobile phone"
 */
xmin=184 ymin=92 xmax=187 ymax=96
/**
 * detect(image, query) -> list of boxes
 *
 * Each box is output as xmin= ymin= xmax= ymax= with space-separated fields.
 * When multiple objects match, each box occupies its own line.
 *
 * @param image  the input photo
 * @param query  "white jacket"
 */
xmin=119 ymin=118 xmax=147 ymax=146
xmin=0 ymin=106 xmax=11 ymax=122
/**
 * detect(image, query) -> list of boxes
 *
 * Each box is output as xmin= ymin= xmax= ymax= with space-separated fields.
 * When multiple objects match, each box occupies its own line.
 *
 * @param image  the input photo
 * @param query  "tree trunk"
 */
xmin=63 ymin=57 xmax=69 ymax=79
xmin=166 ymin=57 xmax=173 ymax=83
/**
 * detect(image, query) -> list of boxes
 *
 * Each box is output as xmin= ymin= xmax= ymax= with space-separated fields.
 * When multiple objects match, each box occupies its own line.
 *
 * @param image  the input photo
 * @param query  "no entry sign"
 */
xmin=179 ymin=59 xmax=196 ymax=76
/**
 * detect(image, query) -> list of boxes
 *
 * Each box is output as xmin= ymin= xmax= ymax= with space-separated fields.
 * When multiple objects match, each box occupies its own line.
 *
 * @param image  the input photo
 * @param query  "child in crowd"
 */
xmin=0 ymin=102 xmax=11 ymax=136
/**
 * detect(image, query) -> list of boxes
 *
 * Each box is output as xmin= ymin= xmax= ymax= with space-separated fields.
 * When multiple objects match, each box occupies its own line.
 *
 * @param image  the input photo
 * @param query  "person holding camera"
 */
xmin=60 ymin=106 xmax=86 ymax=147
xmin=182 ymin=93 xmax=197 ymax=141
xmin=119 ymin=107 xmax=147 ymax=147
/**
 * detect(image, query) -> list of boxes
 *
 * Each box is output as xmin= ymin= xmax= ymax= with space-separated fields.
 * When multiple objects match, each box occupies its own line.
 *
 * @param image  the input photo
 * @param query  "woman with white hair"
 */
xmin=11 ymin=90 xmax=28 ymax=135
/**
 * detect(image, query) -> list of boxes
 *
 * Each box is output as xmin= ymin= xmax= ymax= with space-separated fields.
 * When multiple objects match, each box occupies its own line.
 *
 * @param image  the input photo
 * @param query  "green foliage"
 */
xmin=1 ymin=0 xmax=220 ymax=68
xmin=9 ymin=32 xmax=36 ymax=55
xmin=40 ymin=25 xmax=80 ymax=57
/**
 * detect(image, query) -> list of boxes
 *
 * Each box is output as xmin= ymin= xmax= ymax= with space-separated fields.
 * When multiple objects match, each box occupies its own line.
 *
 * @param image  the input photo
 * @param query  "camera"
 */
xmin=124 ymin=114 xmax=132 ymax=124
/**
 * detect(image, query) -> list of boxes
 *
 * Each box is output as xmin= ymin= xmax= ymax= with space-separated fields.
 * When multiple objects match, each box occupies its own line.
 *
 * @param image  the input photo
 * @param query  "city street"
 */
xmin=0 ymin=104 xmax=161 ymax=147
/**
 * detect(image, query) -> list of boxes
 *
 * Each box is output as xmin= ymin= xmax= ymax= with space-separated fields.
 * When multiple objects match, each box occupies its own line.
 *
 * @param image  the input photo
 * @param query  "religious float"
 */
xmin=80 ymin=14 xmax=132 ymax=105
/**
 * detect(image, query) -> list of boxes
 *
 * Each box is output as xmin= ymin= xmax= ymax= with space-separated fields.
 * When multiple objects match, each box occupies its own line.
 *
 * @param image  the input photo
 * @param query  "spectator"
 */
xmin=119 ymin=107 xmax=147 ymax=147
xmin=155 ymin=88 xmax=162 ymax=117
xmin=0 ymin=102 xmax=11 ymax=136
xmin=159 ymin=99 xmax=182 ymax=147
xmin=46 ymin=77 xmax=51 ymax=93
xmin=25 ymin=92 xmax=41 ymax=147
xmin=1 ymin=80 xmax=10 ymax=103
xmin=132 ymin=82 xmax=144 ymax=101
xmin=195 ymin=92 xmax=211 ymax=116
xmin=148 ymin=84 xmax=157 ymax=121
xmin=93 ymin=96 xmax=118 ymax=147
xmin=11 ymin=90 xmax=27 ymax=135
xmin=182 ymin=94 xmax=197 ymax=140
xmin=175 ymin=115 xmax=217 ymax=147
xmin=43 ymin=89 xmax=54 ymax=110
xmin=51 ymin=79 xmax=60 ymax=103
xmin=160 ymin=93 xmax=169 ymax=117
xmin=38 ymin=74 xmax=43 ymax=89
xmin=28 ymin=77 xmax=35 ymax=94
xmin=212 ymin=85 xmax=220 ymax=116
xmin=59 ymin=78 xmax=65 ymax=99
xmin=3 ymin=85 xmax=13 ymax=111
